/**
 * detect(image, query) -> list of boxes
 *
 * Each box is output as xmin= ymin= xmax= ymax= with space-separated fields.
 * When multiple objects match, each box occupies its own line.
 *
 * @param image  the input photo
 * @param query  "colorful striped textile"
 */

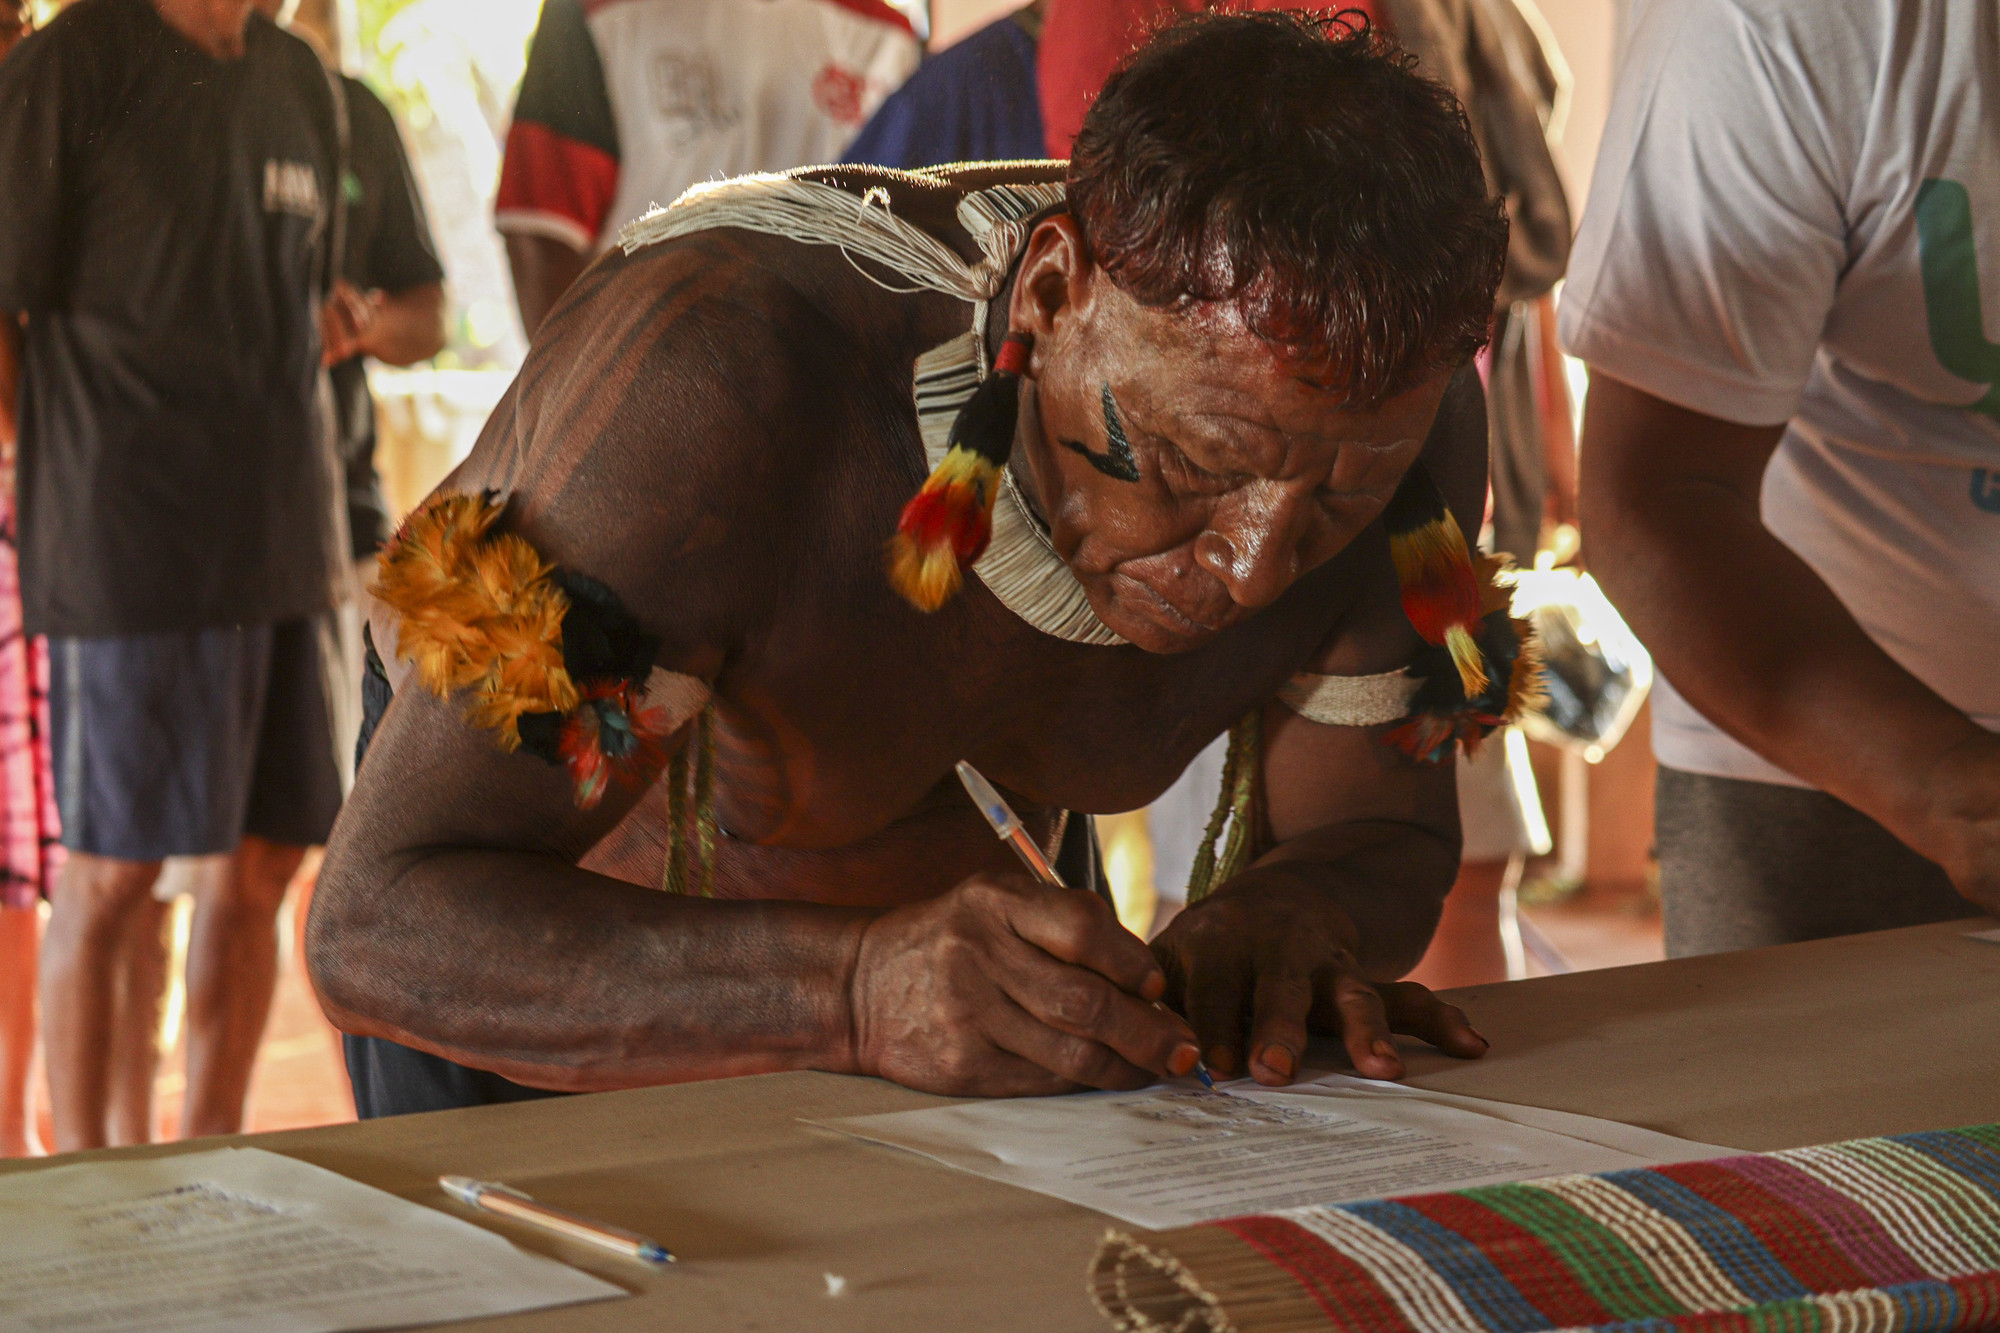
xmin=1089 ymin=1125 xmax=2000 ymax=1333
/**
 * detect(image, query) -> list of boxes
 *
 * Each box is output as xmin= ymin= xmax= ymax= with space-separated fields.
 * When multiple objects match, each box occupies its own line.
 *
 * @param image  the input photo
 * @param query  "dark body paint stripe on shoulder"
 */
xmin=509 ymin=244 xmax=757 ymax=520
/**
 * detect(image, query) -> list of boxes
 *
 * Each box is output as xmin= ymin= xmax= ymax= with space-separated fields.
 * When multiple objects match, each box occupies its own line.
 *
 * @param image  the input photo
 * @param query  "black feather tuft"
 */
xmin=945 ymin=369 xmax=1023 ymax=468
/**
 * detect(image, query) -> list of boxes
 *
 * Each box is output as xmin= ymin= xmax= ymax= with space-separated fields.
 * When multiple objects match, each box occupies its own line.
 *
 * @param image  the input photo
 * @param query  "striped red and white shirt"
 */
xmin=496 ymin=0 xmax=921 ymax=254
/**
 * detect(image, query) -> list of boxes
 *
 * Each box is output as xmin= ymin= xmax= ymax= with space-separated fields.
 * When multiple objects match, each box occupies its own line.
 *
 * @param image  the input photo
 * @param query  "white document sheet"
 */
xmin=0 ymin=1147 xmax=624 ymax=1333
xmin=815 ymin=1072 xmax=1732 ymax=1230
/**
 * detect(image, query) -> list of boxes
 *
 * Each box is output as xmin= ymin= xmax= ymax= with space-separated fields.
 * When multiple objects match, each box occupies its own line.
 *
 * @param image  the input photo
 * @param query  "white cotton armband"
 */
xmin=1278 ymin=669 xmax=1420 ymax=727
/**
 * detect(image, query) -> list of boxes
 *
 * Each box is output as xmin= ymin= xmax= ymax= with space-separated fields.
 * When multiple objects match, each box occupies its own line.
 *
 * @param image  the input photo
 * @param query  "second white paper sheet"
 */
xmin=816 ymin=1073 xmax=1732 ymax=1230
xmin=0 ymin=1146 xmax=623 ymax=1333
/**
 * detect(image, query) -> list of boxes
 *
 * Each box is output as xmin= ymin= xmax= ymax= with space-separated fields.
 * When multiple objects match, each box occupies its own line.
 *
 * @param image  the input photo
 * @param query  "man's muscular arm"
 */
xmin=310 ymin=237 xmax=1195 ymax=1096
xmin=1152 ymin=366 xmax=1490 ymax=1086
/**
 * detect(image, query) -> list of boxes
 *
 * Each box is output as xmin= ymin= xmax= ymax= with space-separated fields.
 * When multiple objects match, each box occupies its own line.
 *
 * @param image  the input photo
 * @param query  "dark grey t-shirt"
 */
xmin=0 ymin=0 xmax=345 ymax=636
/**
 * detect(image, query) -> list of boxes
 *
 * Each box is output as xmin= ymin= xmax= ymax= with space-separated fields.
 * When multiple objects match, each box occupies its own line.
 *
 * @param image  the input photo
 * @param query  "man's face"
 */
xmin=1012 ymin=221 xmax=1450 ymax=655
xmin=0 ymin=3 xmax=30 ymax=60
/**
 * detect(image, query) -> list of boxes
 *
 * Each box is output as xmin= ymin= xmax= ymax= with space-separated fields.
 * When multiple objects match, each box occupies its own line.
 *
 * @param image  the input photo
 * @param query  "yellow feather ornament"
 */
xmin=372 ymin=493 xmax=579 ymax=750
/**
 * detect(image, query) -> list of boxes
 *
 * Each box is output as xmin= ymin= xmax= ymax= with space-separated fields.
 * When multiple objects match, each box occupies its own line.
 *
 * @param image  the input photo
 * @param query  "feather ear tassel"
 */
xmin=1378 ymin=551 xmax=1545 ymax=765
xmin=888 ymin=331 xmax=1033 ymax=611
xmin=1383 ymin=461 xmax=1489 ymax=697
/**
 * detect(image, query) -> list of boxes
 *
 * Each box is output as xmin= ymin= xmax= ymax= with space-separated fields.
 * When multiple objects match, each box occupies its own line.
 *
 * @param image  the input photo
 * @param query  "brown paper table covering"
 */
xmin=4 ymin=918 xmax=1995 ymax=1332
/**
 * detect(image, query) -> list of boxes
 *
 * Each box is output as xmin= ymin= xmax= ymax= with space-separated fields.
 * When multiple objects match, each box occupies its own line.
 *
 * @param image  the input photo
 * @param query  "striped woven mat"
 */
xmin=1090 ymin=1124 xmax=2000 ymax=1333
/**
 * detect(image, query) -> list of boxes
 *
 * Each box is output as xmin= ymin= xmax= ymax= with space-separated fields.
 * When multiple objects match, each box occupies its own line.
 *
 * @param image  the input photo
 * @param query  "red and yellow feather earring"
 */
xmin=1382 ymin=461 xmax=1488 ymax=697
xmin=1378 ymin=460 xmax=1544 ymax=764
xmin=888 ymin=331 xmax=1034 ymax=611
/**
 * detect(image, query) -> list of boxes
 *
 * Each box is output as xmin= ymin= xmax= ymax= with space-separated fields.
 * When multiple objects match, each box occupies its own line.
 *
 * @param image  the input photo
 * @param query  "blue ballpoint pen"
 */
xmin=955 ymin=760 xmax=1216 ymax=1090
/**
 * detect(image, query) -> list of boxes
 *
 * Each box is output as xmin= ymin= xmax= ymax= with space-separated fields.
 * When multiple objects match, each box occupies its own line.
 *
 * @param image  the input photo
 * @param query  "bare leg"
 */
xmin=180 ymin=836 xmax=305 ymax=1138
xmin=0 ymin=905 xmax=42 ymax=1156
xmin=1406 ymin=859 xmax=1516 ymax=991
xmin=40 ymin=852 xmax=164 ymax=1151
xmin=105 ymin=893 xmax=172 ymax=1146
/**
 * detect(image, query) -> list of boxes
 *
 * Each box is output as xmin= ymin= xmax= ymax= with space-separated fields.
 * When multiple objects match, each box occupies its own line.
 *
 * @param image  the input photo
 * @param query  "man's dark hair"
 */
xmin=1068 ymin=11 xmax=1508 ymax=408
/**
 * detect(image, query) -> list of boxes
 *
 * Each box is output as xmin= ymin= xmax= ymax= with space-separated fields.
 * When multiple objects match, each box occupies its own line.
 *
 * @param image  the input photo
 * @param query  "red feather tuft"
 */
xmin=1384 ymin=706 xmax=1505 ymax=765
xmin=1389 ymin=516 xmax=1488 ymax=696
xmin=887 ymin=445 xmax=1002 ymax=612
xmin=556 ymin=682 xmax=673 ymax=809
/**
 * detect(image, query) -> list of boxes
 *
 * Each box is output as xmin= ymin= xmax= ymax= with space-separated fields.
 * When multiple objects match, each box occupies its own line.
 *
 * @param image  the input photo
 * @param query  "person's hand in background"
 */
xmin=320 ymin=280 xmax=384 ymax=366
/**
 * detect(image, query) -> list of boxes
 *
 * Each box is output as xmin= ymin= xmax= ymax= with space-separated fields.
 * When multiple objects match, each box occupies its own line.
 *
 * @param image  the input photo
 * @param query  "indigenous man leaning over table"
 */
xmin=310 ymin=13 xmax=1531 ymax=1117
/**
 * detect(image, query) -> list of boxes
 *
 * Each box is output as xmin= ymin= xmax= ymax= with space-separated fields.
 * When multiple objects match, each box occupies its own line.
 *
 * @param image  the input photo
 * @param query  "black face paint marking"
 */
xmin=1061 ymin=383 xmax=1143 ymax=483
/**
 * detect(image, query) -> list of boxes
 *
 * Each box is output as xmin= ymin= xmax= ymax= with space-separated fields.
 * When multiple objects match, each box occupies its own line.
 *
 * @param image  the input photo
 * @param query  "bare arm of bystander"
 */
xmin=506 ymin=233 xmax=590 ymax=343
xmin=0 ymin=313 xmax=18 ymax=446
xmin=359 ymin=281 xmax=446 ymax=367
xmin=0 ymin=314 xmax=20 ymax=506
xmin=1580 ymin=373 xmax=2000 ymax=911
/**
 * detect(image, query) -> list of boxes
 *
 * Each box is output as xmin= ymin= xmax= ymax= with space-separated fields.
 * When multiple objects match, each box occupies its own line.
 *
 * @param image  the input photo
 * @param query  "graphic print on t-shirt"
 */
xmin=650 ymin=49 xmax=738 ymax=147
xmin=263 ymin=159 xmax=324 ymax=224
xmin=1917 ymin=179 xmax=2000 ymax=422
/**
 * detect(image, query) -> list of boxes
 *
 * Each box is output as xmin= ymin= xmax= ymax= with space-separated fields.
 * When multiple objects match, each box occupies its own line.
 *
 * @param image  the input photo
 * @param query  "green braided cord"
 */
xmin=1186 ymin=710 xmax=1262 ymax=903
xmin=1217 ymin=710 xmax=1261 ymax=889
xmin=694 ymin=703 xmax=718 ymax=898
xmin=1186 ymin=729 xmax=1239 ymax=903
xmin=663 ymin=738 xmax=690 ymax=896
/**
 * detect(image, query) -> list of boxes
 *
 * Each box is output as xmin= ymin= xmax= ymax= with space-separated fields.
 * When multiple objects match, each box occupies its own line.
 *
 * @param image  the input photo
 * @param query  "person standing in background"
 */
xmin=1394 ymin=0 xmax=1576 ymax=988
xmin=1568 ymin=0 xmax=2000 ymax=952
xmin=495 ymin=0 xmax=921 ymax=338
xmin=0 ymin=0 xmax=348 ymax=1150
xmin=0 ymin=0 xmax=56 ymax=1160
xmin=255 ymin=0 xmax=448 ymax=775
xmin=841 ymin=2 xmax=1045 ymax=169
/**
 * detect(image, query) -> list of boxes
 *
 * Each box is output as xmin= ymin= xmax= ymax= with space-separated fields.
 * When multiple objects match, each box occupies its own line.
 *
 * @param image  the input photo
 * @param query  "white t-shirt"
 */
xmin=1560 ymin=0 xmax=2000 ymax=788
xmin=496 ymin=0 xmax=921 ymax=254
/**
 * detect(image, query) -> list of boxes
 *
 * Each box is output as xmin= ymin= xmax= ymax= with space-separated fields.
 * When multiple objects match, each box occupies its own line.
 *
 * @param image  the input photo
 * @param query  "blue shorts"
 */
xmin=48 ymin=619 xmax=343 ymax=860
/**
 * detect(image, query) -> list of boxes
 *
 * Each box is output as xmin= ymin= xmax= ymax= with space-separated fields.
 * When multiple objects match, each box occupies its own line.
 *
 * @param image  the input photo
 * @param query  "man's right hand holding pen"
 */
xmin=847 ymin=872 xmax=1206 ymax=1098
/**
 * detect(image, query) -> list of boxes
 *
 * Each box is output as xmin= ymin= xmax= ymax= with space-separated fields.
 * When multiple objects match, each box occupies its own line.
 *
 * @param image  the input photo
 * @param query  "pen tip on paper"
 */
xmin=824 ymin=1272 xmax=848 ymax=1297
xmin=640 ymin=1244 xmax=675 ymax=1265
xmin=1196 ymin=1065 xmax=1216 ymax=1090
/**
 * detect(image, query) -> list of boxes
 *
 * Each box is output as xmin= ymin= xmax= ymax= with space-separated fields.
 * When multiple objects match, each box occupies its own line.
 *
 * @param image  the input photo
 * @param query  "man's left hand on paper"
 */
xmin=1153 ymin=868 xmax=1489 ymax=1087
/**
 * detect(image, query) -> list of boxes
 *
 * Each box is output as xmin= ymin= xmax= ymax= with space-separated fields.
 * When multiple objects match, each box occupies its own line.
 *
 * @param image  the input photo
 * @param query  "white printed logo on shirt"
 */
xmin=262 ymin=160 xmax=322 ymax=221
xmin=809 ymin=62 xmax=871 ymax=127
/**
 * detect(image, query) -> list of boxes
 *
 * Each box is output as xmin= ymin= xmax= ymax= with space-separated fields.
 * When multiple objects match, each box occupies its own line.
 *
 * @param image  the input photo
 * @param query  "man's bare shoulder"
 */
xmin=450 ymin=227 xmax=961 ymax=655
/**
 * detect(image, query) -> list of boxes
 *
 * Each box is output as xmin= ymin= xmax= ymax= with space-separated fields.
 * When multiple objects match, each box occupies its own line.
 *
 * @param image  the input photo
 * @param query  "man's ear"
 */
xmin=1006 ymin=215 xmax=1095 ymax=379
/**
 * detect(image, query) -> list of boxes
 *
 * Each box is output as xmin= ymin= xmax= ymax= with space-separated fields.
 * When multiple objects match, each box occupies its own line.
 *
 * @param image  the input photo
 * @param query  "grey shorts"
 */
xmin=49 ymin=619 xmax=343 ymax=861
xmin=1654 ymin=765 xmax=1978 ymax=957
